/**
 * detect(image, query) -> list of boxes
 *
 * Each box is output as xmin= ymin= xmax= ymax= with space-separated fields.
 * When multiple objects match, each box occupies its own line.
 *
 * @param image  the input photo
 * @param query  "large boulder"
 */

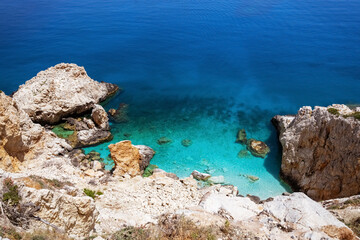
xmin=91 ymin=104 xmax=109 ymax=130
xmin=108 ymin=141 xmax=154 ymax=177
xmin=13 ymin=63 xmax=119 ymax=124
xmin=19 ymin=185 xmax=98 ymax=239
xmin=0 ymin=92 xmax=72 ymax=172
xmin=246 ymin=139 xmax=270 ymax=158
xmin=272 ymin=104 xmax=360 ymax=200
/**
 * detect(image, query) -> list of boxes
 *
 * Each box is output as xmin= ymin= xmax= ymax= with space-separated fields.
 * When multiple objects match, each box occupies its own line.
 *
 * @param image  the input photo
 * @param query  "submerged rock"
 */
xmin=236 ymin=129 xmax=247 ymax=144
xmin=123 ymin=133 xmax=131 ymax=138
xmin=246 ymin=139 xmax=270 ymax=158
xmin=208 ymin=175 xmax=225 ymax=184
xmin=204 ymin=167 xmax=215 ymax=174
xmin=13 ymin=63 xmax=119 ymax=125
xmin=108 ymin=141 xmax=154 ymax=177
xmin=181 ymin=139 xmax=192 ymax=147
xmin=272 ymin=104 xmax=360 ymax=200
xmin=243 ymin=174 xmax=259 ymax=182
xmin=191 ymin=170 xmax=211 ymax=181
xmin=108 ymin=108 xmax=117 ymax=116
xmin=157 ymin=137 xmax=172 ymax=145
xmin=237 ymin=149 xmax=250 ymax=158
xmin=108 ymin=103 xmax=130 ymax=123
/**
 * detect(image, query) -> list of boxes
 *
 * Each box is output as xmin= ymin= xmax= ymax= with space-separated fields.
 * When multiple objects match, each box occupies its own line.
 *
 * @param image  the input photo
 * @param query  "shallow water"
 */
xmin=1 ymin=0 xmax=360 ymax=198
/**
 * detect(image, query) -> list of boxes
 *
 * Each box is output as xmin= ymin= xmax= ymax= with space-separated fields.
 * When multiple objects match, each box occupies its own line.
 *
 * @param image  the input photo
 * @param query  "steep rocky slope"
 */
xmin=272 ymin=104 xmax=360 ymax=201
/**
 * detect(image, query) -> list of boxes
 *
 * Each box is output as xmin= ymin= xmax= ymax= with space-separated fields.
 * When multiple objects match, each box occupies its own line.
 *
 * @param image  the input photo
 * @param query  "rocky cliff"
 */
xmin=0 ymin=92 xmax=72 ymax=172
xmin=272 ymin=104 xmax=360 ymax=201
xmin=13 ymin=63 xmax=118 ymax=124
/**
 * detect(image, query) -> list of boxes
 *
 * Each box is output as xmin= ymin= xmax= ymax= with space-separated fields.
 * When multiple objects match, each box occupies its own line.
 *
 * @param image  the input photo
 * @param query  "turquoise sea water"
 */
xmin=1 ymin=0 xmax=360 ymax=199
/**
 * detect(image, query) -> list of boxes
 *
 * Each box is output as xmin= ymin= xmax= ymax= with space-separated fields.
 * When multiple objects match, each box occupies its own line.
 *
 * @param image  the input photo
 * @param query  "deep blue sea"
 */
xmin=1 ymin=0 xmax=360 ymax=199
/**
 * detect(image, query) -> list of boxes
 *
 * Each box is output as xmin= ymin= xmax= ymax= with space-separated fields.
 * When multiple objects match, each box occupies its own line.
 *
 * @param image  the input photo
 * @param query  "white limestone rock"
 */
xmin=13 ymin=63 xmax=118 ymax=124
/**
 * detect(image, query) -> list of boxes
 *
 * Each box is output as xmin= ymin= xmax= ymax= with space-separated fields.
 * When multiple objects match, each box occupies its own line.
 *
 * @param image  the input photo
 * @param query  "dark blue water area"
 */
xmin=1 ymin=0 xmax=360 ymax=198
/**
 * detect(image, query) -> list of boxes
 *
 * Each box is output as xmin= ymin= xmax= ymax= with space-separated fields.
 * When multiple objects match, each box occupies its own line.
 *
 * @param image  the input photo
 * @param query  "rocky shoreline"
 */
xmin=0 ymin=63 xmax=359 ymax=239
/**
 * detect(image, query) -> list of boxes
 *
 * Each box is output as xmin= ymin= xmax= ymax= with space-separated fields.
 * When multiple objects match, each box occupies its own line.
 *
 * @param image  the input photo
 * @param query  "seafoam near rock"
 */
xmin=13 ymin=63 xmax=118 ymax=124
xmin=272 ymin=104 xmax=360 ymax=200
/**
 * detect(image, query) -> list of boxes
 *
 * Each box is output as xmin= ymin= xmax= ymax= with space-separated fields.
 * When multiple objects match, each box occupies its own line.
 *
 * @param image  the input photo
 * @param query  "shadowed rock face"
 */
xmin=0 ymin=92 xmax=72 ymax=172
xmin=272 ymin=104 xmax=360 ymax=201
xmin=13 ymin=63 xmax=118 ymax=125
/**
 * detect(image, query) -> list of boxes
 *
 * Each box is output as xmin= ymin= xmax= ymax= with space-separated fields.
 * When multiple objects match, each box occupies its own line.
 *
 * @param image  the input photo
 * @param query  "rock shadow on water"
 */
xmin=262 ymin=121 xmax=292 ymax=193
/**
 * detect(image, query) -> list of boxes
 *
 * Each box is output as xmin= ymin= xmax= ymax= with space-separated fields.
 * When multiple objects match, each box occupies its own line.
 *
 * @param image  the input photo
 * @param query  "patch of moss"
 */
xmin=142 ymin=164 xmax=159 ymax=178
xmin=344 ymin=112 xmax=360 ymax=121
xmin=52 ymin=123 xmax=75 ymax=139
xmin=2 ymin=178 xmax=21 ymax=205
xmin=84 ymin=188 xmax=103 ymax=199
xmin=328 ymin=108 xmax=340 ymax=115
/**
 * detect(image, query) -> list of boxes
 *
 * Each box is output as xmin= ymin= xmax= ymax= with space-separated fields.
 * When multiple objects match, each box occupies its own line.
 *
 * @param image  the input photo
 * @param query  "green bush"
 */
xmin=83 ymin=188 xmax=96 ymax=199
xmin=344 ymin=112 xmax=360 ymax=120
xmin=2 ymin=178 xmax=21 ymax=205
xmin=328 ymin=108 xmax=340 ymax=115
xmin=142 ymin=164 xmax=158 ymax=177
xmin=84 ymin=188 xmax=103 ymax=199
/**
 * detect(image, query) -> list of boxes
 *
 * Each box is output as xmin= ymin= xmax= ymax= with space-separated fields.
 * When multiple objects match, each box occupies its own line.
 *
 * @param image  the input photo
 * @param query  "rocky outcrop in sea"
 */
xmin=12 ymin=63 xmax=118 ymax=124
xmin=272 ymin=104 xmax=360 ymax=201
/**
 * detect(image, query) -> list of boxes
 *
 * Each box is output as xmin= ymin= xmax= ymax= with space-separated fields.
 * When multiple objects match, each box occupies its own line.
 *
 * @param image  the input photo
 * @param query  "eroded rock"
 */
xmin=272 ymin=104 xmax=360 ymax=200
xmin=108 ymin=141 xmax=154 ymax=177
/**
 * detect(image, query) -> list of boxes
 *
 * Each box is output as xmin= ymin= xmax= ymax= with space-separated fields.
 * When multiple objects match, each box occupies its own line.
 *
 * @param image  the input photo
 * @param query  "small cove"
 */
xmin=0 ymin=0 xmax=359 ymax=199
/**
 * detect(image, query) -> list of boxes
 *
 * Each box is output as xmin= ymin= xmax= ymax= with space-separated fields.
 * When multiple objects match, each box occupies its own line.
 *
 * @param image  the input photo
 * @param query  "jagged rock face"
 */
xmin=273 ymin=104 xmax=360 ymax=200
xmin=13 ymin=63 xmax=118 ymax=124
xmin=0 ymin=92 xmax=72 ymax=172
xmin=108 ymin=141 xmax=154 ymax=177
xmin=20 ymin=186 xmax=98 ymax=239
